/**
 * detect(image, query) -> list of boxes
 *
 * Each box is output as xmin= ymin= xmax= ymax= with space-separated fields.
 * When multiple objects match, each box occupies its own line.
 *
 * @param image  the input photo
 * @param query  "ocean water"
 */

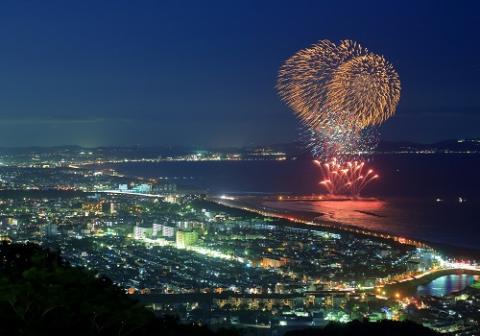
xmin=102 ymin=154 xmax=480 ymax=250
xmin=261 ymin=198 xmax=480 ymax=250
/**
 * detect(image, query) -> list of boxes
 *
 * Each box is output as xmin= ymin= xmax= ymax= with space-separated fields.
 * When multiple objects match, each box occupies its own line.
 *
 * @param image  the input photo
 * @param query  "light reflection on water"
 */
xmin=262 ymin=199 xmax=417 ymax=236
xmin=261 ymin=198 xmax=479 ymax=249
xmin=105 ymin=158 xmax=480 ymax=249
xmin=416 ymin=274 xmax=479 ymax=297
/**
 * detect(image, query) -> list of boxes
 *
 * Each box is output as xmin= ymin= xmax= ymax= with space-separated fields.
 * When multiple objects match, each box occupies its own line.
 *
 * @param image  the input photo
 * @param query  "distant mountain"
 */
xmin=376 ymin=139 xmax=480 ymax=152
xmin=0 ymin=139 xmax=478 ymax=158
xmin=254 ymin=139 xmax=480 ymax=156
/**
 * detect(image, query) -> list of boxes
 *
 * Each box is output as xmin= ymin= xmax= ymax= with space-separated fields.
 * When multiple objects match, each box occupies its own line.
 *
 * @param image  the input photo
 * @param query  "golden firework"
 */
xmin=277 ymin=40 xmax=401 ymax=132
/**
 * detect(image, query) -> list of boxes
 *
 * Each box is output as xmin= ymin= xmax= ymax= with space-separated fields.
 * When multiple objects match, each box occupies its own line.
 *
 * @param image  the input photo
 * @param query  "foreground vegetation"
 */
xmin=0 ymin=242 xmax=224 ymax=335
xmin=0 ymin=241 xmax=438 ymax=335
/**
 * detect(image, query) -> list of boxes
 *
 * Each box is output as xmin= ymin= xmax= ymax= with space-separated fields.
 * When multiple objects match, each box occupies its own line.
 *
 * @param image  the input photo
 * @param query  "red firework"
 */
xmin=314 ymin=158 xmax=379 ymax=196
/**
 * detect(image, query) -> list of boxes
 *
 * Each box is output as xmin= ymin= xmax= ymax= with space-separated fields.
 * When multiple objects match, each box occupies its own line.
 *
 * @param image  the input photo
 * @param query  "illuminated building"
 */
xmin=102 ymin=202 xmax=116 ymax=214
xmin=134 ymin=225 xmax=151 ymax=240
xmin=152 ymin=223 xmax=163 ymax=237
xmin=164 ymin=195 xmax=178 ymax=203
xmin=153 ymin=182 xmax=177 ymax=193
xmin=176 ymin=230 xmax=198 ymax=248
xmin=162 ymin=225 xmax=175 ymax=238
xmin=132 ymin=183 xmax=152 ymax=193
xmin=260 ymin=257 xmax=288 ymax=268
xmin=3 ymin=218 xmax=18 ymax=226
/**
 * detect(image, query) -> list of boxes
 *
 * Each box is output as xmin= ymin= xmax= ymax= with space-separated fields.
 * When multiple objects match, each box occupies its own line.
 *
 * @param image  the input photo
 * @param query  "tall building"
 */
xmin=152 ymin=223 xmax=163 ymax=237
xmin=176 ymin=230 xmax=198 ymax=248
xmin=133 ymin=225 xmax=151 ymax=240
xmin=162 ymin=225 xmax=175 ymax=238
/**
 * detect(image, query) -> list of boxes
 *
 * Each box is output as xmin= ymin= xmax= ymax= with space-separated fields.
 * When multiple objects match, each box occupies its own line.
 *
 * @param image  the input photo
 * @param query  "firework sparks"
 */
xmin=277 ymin=39 xmax=400 ymax=159
xmin=315 ymin=158 xmax=379 ymax=196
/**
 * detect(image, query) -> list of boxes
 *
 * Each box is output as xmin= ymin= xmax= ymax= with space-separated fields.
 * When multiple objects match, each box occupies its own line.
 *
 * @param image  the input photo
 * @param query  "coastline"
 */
xmin=208 ymin=196 xmax=431 ymax=249
xmin=385 ymin=268 xmax=480 ymax=296
xmin=207 ymin=195 xmax=480 ymax=260
xmin=206 ymin=196 xmax=480 ymax=297
xmin=90 ymin=158 xmax=480 ymax=250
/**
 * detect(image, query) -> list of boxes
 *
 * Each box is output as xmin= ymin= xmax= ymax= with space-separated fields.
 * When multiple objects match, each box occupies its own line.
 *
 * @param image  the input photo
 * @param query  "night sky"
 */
xmin=0 ymin=0 xmax=478 ymax=147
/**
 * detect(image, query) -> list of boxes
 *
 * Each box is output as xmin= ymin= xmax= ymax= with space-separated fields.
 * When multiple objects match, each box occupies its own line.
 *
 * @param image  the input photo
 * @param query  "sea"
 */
xmin=101 ymin=154 xmax=480 ymax=251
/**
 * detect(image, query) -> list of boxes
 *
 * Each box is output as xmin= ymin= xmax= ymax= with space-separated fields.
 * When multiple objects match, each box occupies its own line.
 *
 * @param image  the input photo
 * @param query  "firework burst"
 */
xmin=315 ymin=158 xmax=379 ymax=196
xmin=277 ymin=39 xmax=400 ymax=159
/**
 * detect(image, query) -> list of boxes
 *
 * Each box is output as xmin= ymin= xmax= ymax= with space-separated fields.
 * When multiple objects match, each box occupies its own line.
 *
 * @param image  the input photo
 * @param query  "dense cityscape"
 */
xmin=0 ymin=1 xmax=478 ymax=335
xmin=0 ymin=148 xmax=478 ymax=335
xmin=0 ymin=139 xmax=479 ymax=168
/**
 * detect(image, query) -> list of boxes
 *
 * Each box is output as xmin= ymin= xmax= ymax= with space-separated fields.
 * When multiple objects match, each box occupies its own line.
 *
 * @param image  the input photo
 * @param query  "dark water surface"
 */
xmin=101 ymin=154 xmax=480 ymax=249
